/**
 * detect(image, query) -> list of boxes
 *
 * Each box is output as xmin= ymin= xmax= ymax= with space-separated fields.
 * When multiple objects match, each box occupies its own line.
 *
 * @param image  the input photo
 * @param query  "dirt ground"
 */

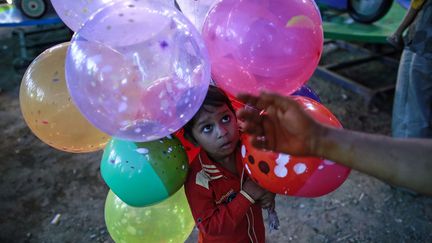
xmin=1 ymin=29 xmax=431 ymax=243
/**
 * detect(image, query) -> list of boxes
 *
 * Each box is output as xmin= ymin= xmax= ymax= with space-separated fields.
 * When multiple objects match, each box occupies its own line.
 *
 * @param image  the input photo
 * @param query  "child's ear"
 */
xmin=184 ymin=132 xmax=199 ymax=147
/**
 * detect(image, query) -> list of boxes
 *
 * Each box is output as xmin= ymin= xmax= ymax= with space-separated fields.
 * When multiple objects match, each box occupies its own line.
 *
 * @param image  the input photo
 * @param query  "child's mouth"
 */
xmin=220 ymin=141 xmax=232 ymax=149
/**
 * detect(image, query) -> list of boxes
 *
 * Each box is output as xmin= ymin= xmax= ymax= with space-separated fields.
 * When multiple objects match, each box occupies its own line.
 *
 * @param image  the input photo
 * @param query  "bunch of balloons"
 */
xmin=19 ymin=0 xmax=352 ymax=241
xmin=20 ymin=1 xmax=209 ymax=241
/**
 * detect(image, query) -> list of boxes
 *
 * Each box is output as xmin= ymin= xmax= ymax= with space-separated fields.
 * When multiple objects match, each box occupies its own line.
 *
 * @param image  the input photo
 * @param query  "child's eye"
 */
xmin=221 ymin=115 xmax=231 ymax=123
xmin=202 ymin=125 xmax=213 ymax=133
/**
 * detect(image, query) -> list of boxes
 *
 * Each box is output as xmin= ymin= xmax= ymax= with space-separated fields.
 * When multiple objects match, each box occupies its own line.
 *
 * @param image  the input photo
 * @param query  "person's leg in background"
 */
xmin=392 ymin=49 xmax=414 ymax=138
xmin=392 ymin=47 xmax=432 ymax=138
xmin=404 ymin=52 xmax=432 ymax=137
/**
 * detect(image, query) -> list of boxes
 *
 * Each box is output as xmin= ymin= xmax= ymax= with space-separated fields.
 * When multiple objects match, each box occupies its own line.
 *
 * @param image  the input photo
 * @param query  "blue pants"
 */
xmin=392 ymin=49 xmax=432 ymax=138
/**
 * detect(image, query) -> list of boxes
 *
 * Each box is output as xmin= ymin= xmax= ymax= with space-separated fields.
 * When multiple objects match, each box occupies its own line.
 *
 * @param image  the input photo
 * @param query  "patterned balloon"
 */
xmin=105 ymin=187 xmax=194 ymax=243
xmin=202 ymin=0 xmax=323 ymax=96
xmin=65 ymin=0 xmax=210 ymax=142
xmin=100 ymin=135 xmax=189 ymax=207
xmin=51 ymin=0 xmax=175 ymax=32
xmin=241 ymin=96 xmax=351 ymax=197
xmin=19 ymin=42 xmax=110 ymax=153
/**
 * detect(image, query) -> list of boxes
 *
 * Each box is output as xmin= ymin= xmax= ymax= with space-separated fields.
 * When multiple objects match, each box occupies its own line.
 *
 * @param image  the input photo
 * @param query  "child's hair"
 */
xmin=183 ymin=85 xmax=236 ymax=140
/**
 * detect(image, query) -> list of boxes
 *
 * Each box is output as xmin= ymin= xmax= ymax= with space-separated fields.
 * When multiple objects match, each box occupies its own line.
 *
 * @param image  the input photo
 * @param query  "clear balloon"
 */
xmin=51 ymin=0 xmax=176 ymax=32
xmin=202 ymin=0 xmax=323 ymax=96
xmin=176 ymin=0 xmax=218 ymax=31
xmin=105 ymin=187 xmax=195 ymax=243
xmin=65 ymin=0 xmax=210 ymax=142
xmin=19 ymin=43 xmax=110 ymax=153
xmin=241 ymin=96 xmax=351 ymax=197
xmin=100 ymin=136 xmax=189 ymax=207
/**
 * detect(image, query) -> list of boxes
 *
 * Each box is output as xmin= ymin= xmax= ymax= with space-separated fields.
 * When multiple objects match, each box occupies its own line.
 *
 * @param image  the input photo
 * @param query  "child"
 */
xmin=183 ymin=85 xmax=275 ymax=243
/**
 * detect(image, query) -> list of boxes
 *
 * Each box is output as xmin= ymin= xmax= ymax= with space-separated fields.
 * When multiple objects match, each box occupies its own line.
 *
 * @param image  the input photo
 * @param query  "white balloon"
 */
xmin=52 ymin=0 xmax=176 ymax=32
xmin=176 ymin=0 xmax=218 ymax=32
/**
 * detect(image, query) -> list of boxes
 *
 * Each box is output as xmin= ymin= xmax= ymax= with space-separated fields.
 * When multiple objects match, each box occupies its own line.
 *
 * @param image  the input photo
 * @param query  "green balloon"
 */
xmin=105 ymin=188 xmax=195 ymax=243
xmin=101 ymin=136 xmax=189 ymax=207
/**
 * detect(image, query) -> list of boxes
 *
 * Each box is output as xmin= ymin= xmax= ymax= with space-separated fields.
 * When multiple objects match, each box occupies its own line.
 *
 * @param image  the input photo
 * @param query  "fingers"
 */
xmin=238 ymin=92 xmax=275 ymax=111
xmin=259 ymin=92 xmax=297 ymax=112
xmin=262 ymin=200 xmax=275 ymax=211
xmin=238 ymin=92 xmax=298 ymax=112
xmin=258 ymin=193 xmax=276 ymax=209
xmin=250 ymin=135 xmax=270 ymax=150
xmin=236 ymin=105 xmax=262 ymax=125
xmin=261 ymin=201 xmax=272 ymax=209
xmin=259 ymin=194 xmax=272 ymax=208
xmin=270 ymin=201 xmax=275 ymax=211
xmin=237 ymin=109 xmax=265 ymax=136
xmin=237 ymin=93 xmax=259 ymax=107
xmin=261 ymin=115 xmax=276 ymax=150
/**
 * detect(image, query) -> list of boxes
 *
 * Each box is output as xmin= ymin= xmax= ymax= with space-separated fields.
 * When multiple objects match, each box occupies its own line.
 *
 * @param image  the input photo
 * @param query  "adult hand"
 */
xmin=386 ymin=32 xmax=404 ymax=49
xmin=237 ymin=92 xmax=325 ymax=156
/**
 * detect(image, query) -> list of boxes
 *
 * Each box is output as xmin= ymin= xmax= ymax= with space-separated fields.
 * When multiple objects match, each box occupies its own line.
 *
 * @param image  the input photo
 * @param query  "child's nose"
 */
xmin=216 ymin=124 xmax=228 ymax=138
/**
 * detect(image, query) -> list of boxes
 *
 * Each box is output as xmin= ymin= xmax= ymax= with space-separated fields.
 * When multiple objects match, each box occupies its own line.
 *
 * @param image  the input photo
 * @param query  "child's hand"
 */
xmin=258 ymin=191 xmax=275 ymax=210
xmin=242 ymin=178 xmax=266 ymax=201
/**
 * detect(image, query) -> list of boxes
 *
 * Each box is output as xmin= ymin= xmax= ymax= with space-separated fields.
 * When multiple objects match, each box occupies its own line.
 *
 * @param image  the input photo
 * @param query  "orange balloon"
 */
xmin=19 ymin=42 xmax=110 ymax=153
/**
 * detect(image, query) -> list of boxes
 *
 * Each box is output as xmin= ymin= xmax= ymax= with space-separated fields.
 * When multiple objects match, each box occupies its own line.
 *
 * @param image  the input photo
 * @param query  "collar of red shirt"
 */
xmin=198 ymin=148 xmax=245 ymax=181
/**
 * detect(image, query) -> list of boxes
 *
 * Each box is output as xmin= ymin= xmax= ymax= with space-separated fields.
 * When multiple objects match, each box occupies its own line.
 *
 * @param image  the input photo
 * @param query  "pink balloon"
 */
xmin=202 ymin=0 xmax=323 ymax=95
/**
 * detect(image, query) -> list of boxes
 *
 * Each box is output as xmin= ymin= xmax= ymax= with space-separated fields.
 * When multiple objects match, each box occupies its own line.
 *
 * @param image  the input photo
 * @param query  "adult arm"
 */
xmin=237 ymin=92 xmax=432 ymax=195
xmin=317 ymin=126 xmax=432 ymax=195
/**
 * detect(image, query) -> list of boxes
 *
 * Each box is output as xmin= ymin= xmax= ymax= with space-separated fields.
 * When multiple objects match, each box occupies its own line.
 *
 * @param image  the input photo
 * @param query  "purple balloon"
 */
xmin=292 ymin=85 xmax=321 ymax=102
xmin=65 ymin=0 xmax=210 ymax=142
xmin=51 ymin=0 xmax=175 ymax=32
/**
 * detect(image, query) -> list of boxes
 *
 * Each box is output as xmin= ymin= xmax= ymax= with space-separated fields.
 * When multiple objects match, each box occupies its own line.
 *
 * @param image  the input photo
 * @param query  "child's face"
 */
xmin=191 ymin=104 xmax=240 ymax=161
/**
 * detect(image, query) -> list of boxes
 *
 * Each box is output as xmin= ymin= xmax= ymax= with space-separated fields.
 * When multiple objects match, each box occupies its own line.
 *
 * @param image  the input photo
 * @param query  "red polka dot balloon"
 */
xmin=240 ymin=96 xmax=351 ymax=197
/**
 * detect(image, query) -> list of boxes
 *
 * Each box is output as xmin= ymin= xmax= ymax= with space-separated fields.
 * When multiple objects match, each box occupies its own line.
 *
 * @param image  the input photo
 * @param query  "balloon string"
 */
xmin=230 ymin=98 xmax=246 ymax=107
xmin=194 ymin=0 xmax=199 ymax=26
xmin=229 ymin=98 xmax=263 ymax=114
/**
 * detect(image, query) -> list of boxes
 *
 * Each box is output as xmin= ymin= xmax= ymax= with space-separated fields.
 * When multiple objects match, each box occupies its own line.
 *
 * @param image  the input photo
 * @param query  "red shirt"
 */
xmin=184 ymin=149 xmax=265 ymax=243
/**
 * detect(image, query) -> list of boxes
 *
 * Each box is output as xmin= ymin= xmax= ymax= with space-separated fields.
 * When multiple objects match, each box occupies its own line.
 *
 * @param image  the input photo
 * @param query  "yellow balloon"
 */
xmin=19 ymin=42 xmax=110 ymax=153
xmin=105 ymin=187 xmax=195 ymax=243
